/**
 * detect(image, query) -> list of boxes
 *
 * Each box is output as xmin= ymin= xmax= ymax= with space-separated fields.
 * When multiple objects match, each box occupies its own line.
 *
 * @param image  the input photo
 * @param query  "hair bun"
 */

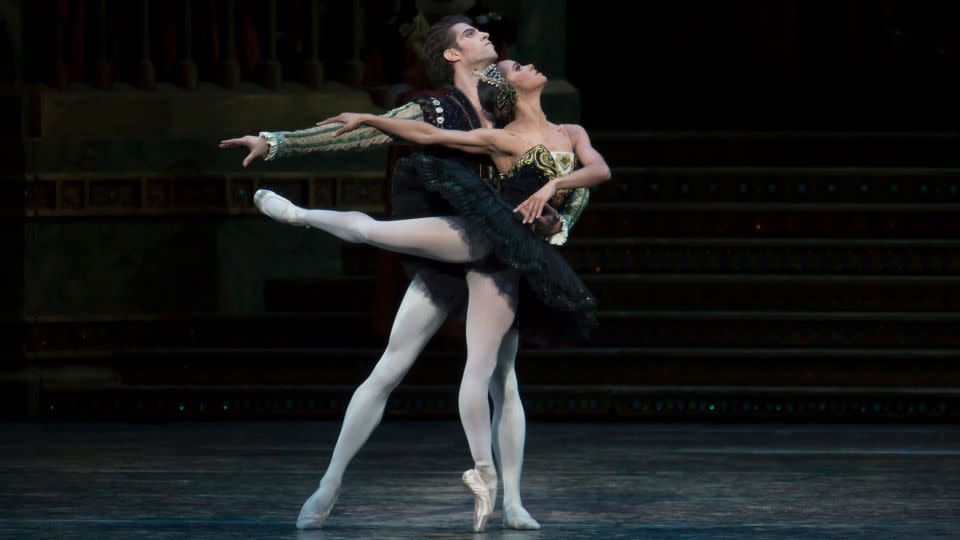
xmin=474 ymin=64 xmax=518 ymax=124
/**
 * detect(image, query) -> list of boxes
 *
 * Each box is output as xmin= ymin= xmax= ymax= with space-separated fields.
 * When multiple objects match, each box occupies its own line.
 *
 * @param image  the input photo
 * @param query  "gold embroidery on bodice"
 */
xmin=496 ymin=144 xmax=577 ymax=206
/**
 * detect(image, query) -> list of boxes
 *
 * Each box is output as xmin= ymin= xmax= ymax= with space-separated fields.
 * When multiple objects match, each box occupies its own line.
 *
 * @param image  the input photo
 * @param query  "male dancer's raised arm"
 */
xmin=218 ymin=101 xmax=425 ymax=166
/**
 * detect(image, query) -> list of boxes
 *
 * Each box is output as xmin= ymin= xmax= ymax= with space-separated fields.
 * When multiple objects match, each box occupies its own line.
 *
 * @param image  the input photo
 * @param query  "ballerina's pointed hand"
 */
xmin=218 ymin=135 xmax=268 ymax=167
xmin=514 ymin=180 xmax=558 ymax=224
xmin=316 ymin=113 xmax=365 ymax=137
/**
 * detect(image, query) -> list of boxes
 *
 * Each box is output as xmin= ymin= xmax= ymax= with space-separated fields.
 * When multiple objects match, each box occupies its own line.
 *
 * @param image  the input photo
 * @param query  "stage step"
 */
xmin=342 ymin=238 xmax=960 ymax=276
xmin=19 ymin=310 xmax=960 ymax=355
xmin=261 ymin=273 xmax=960 ymax=312
xmin=573 ymin=207 xmax=960 ymax=237
xmin=20 ymin=336 xmax=960 ymax=390
xmin=590 ymin=131 xmax=960 ymax=167
xmin=25 ymin=383 xmax=960 ymax=420
xmin=593 ymin=166 xmax=960 ymax=204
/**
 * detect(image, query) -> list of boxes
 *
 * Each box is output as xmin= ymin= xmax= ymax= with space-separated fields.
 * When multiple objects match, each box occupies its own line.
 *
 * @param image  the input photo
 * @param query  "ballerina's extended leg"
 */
xmin=255 ymin=189 xmax=490 ymax=263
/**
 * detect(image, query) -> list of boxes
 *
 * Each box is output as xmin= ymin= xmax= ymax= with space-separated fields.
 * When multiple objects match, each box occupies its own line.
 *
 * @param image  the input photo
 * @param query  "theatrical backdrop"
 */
xmin=2 ymin=0 xmax=959 ymax=422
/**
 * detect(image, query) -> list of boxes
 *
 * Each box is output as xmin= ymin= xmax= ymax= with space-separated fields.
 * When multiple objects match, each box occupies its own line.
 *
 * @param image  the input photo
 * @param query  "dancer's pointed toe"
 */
xmin=253 ymin=189 xmax=307 ymax=227
xmin=462 ymin=468 xmax=496 ymax=532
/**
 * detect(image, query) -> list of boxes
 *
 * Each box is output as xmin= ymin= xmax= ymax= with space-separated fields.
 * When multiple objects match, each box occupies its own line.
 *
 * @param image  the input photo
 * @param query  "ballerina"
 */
xmin=224 ymin=17 xmax=574 ymax=532
xmin=255 ymin=60 xmax=610 ymax=531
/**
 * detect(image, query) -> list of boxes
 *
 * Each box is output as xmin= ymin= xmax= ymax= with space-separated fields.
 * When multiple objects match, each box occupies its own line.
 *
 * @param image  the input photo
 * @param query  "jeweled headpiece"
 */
xmin=473 ymin=63 xmax=518 ymax=123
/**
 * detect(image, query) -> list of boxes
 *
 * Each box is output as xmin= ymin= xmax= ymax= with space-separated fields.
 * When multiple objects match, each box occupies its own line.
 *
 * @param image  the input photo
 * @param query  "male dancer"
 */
xmin=220 ymin=16 xmax=589 ymax=531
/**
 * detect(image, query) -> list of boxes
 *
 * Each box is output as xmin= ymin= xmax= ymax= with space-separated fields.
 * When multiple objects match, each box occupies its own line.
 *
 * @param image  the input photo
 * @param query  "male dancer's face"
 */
xmin=445 ymin=23 xmax=498 ymax=69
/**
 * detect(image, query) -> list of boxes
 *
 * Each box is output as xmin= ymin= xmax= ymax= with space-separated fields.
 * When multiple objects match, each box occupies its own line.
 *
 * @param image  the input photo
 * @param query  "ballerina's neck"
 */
xmin=512 ymin=93 xmax=548 ymax=126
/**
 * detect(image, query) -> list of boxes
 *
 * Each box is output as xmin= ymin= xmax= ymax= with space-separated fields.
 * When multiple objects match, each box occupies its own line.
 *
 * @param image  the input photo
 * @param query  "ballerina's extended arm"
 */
xmin=318 ymin=112 xmax=592 ymax=239
xmin=317 ymin=113 xmax=527 ymax=157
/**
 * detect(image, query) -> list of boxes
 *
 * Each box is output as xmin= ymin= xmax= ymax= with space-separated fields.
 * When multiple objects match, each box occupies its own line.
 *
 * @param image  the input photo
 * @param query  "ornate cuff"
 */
xmin=547 ymin=215 xmax=571 ymax=246
xmin=258 ymin=131 xmax=283 ymax=161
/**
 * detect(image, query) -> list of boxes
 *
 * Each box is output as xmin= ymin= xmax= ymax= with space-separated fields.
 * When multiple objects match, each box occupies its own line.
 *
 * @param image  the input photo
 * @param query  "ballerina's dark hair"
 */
xmin=475 ymin=64 xmax=518 ymax=126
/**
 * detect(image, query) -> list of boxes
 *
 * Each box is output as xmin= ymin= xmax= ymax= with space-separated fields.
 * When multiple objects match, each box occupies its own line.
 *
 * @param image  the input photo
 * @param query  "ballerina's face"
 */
xmin=497 ymin=60 xmax=548 ymax=93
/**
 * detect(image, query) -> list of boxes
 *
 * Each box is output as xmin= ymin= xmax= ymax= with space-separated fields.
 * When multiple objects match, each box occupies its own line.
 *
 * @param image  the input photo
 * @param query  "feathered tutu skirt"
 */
xmin=393 ymin=154 xmax=598 ymax=339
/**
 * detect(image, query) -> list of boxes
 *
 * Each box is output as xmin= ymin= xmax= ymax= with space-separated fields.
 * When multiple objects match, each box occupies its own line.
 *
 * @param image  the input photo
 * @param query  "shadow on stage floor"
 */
xmin=2 ymin=420 xmax=958 ymax=539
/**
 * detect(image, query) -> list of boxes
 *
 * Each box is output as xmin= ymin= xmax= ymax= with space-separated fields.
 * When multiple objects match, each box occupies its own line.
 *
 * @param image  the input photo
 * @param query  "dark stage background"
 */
xmin=2 ymin=0 xmax=959 ymax=422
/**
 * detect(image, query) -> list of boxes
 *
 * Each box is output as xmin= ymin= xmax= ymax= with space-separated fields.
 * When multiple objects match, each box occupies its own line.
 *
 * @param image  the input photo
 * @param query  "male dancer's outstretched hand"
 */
xmin=218 ymin=135 xmax=270 ymax=167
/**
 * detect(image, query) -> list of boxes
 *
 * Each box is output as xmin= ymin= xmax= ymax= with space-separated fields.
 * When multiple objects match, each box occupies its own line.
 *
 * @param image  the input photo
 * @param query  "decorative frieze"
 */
xmin=22 ymin=173 xmax=386 ymax=216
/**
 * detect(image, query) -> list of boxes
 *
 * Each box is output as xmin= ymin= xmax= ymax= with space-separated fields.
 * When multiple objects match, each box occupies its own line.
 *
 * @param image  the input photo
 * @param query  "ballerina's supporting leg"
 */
xmin=459 ymin=269 xmax=519 ymax=532
xmin=296 ymin=276 xmax=450 ymax=529
xmin=489 ymin=328 xmax=541 ymax=530
xmin=255 ymin=189 xmax=491 ymax=263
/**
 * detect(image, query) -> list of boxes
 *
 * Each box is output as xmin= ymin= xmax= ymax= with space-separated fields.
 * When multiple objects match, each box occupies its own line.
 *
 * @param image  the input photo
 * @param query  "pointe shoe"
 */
xmin=474 ymin=462 xmax=498 ymax=512
xmin=253 ymin=189 xmax=307 ymax=227
xmin=295 ymin=485 xmax=340 ymax=530
xmin=462 ymin=468 xmax=496 ymax=532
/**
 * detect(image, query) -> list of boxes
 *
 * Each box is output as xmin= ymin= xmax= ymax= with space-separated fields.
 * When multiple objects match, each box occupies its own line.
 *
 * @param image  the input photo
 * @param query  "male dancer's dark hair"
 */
xmin=423 ymin=15 xmax=473 ymax=85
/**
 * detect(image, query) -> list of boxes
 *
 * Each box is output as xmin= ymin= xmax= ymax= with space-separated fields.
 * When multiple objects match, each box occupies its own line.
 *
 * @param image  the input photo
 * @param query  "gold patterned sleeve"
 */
xmin=258 ymin=102 xmax=424 ymax=161
xmin=548 ymin=187 xmax=590 ymax=246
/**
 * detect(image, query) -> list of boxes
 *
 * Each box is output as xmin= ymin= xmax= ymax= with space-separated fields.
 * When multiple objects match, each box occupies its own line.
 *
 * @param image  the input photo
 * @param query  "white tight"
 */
xmin=296 ymin=207 xmax=519 ymax=469
xmin=460 ymin=270 xmax=519 ymax=473
xmin=316 ymin=273 xmax=523 ymax=503
xmin=489 ymin=329 xmax=527 ymax=510
xmin=300 ymin=209 xmax=493 ymax=264
xmin=320 ymin=276 xmax=449 ymax=486
xmin=263 ymin=195 xmax=533 ymax=516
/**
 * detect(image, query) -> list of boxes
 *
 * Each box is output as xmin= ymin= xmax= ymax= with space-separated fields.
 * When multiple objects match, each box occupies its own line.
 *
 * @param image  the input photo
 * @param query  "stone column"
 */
xmin=342 ymin=0 xmax=364 ymax=86
xmin=177 ymin=0 xmax=199 ymax=89
xmin=260 ymin=0 xmax=283 ymax=89
xmin=93 ymin=0 xmax=113 ymax=89
xmin=302 ymin=0 xmax=325 ymax=89
xmin=220 ymin=0 xmax=240 ymax=88
xmin=136 ymin=0 xmax=156 ymax=89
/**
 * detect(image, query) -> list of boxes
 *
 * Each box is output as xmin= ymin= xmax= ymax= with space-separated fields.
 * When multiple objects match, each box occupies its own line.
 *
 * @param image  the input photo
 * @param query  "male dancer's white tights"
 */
xmin=256 ymin=192 xmax=540 ymax=529
xmin=297 ymin=276 xmax=536 ymax=528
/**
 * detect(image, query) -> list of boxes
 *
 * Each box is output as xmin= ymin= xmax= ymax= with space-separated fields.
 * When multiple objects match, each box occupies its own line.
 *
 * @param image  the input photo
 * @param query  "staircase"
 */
xmin=17 ymin=132 xmax=960 ymax=421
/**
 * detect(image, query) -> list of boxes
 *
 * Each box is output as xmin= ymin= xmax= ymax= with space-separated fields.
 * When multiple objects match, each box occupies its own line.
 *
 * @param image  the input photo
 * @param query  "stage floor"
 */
xmin=2 ymin=420 xmax=958 ymax=539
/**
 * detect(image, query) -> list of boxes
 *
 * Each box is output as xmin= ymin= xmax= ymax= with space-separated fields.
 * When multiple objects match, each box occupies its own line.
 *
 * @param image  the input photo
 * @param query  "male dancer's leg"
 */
xmin=489 ymin=328 xmax=541 ymax=530
xmin=296 ymin=275 xmax=450 ymax=529
xmin=459 ymin=269 xmax=518 ymax=531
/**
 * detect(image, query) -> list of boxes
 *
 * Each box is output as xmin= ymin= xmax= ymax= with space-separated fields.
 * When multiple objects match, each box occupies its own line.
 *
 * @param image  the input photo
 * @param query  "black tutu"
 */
xmin=389 ymin=149 xmax=470 ymax=312
xmin=394 ymin=153 xmax=599 ymax=339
